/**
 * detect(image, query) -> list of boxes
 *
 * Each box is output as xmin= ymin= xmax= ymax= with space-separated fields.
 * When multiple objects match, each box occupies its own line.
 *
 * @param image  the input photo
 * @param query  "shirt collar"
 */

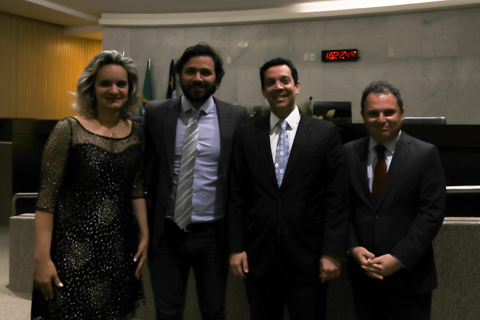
xmin=181 ymin=95 xmax=215 ymax=115
xmin=368 ymin=130 xmax=402 ymax=154
xmin=269 ymin=106 xmax=301 ymax=132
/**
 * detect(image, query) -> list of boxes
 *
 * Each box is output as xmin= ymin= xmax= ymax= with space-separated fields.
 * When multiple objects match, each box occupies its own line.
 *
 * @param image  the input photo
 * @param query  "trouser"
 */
xmin=149 ymin=219 xmax=228 ymax=320
xmin=351 ymin=277 xmax=432 ymax=320
xmin=244 ymin=254 xmax=329 ymax=320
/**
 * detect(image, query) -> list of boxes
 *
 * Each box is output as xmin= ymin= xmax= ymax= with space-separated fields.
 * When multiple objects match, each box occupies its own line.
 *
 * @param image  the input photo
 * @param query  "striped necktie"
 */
xmin=174 ymin=107 xmax=201 ymax=229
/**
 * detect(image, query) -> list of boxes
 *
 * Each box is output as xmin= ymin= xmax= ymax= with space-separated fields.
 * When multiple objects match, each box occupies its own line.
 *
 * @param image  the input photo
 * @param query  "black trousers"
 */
xmin=244 ymin=255 xmax=329 ymax=320
xmin=350 ymin=276 xmax=432 ymax=320
xmin=149 ymin=219 xmax=228 ymax=320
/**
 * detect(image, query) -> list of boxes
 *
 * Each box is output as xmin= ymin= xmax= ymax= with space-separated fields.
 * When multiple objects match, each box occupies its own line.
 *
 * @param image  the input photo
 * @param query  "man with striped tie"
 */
xmin=143 ymin=43 xmax=246 ymax=319
xmin=227 ymin=57 xmax=349 ymax=320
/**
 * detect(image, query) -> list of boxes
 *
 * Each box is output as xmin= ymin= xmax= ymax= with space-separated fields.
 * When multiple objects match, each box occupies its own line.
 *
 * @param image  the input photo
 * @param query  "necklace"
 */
xmin=95 ymin=118 xmax=121 ymax=138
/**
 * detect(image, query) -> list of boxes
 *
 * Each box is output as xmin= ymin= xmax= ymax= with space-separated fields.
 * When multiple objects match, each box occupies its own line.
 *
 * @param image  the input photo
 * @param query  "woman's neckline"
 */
xmin=71 ymin=117 xmax=134 ymax=140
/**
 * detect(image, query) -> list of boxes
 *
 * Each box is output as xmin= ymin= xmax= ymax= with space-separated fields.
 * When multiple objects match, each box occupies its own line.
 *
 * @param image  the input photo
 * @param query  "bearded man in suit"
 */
xmin=143 ymin=43 xmax=246 ymax=320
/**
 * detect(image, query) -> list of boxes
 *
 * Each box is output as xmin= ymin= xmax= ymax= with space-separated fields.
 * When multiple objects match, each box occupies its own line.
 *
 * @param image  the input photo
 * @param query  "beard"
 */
xmin=180 ymin=80 xmax=217 ymax=105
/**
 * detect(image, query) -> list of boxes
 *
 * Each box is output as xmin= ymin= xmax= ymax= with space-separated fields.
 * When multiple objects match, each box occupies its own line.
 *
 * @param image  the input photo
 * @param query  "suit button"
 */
xmin=375 ymin=215 xmax=379 ymax=219
xmin=277 ymin=197 xmax=281 ymax=204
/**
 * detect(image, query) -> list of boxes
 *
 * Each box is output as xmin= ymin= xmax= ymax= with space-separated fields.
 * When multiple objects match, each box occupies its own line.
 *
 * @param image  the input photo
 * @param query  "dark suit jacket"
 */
xmin=227 ymin=113 xmax=349 ymax=282
xmin=143 ymin=96 xmax=246 ymax=253
xmin=343 ymin=132 xmax=445 ymax=294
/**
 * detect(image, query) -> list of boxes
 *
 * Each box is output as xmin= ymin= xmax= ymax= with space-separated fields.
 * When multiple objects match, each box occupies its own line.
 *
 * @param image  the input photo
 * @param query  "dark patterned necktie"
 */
xmin=372 ymin=144 xmax=387 ymax=201
xmin=174 ymin=107 xmax=201 ymax=229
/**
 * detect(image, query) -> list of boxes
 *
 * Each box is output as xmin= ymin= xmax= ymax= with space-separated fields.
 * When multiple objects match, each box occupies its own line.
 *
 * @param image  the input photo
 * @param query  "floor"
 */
xmin=0 ymin=226 xmax=31 ymax=320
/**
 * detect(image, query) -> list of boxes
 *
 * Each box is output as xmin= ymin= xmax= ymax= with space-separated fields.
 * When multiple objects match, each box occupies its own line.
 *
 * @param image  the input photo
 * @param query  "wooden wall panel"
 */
xmin=0 ymin=12 xmax=102 ymax=119
xmin=0 ymin=13 xmax=12 ymax=115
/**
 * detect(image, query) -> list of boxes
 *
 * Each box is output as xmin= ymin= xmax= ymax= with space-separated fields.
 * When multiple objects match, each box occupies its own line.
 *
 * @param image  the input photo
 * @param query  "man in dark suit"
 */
xmin=344 ymin=81 xmax=445 ymax=320
xmin=143 ymin=43 xmax=246 ymax=319
xmin=227 ymin=57 xmax=349 ymax=320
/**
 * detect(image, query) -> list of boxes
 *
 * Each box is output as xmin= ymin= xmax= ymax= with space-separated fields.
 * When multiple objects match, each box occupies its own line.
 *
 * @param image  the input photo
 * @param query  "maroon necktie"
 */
xmin=372 ymin=145 xmax=387 ymax=201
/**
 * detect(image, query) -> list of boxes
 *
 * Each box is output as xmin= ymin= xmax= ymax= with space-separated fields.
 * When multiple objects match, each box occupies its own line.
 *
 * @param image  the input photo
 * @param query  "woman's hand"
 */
xmin=134 ymin=236 xmax=148 ymax=279
xmin=34 ymin=258 xmax=63 ymax=300
xmin=131 ymin=198 xmax=149 ymax=279
xmin=34 ymin=211 xmax=61 ymax=300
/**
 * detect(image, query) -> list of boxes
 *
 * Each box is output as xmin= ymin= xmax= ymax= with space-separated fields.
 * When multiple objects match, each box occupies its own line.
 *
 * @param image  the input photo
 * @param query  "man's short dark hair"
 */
xmin=174 ymin=42 xmax=225 ymax=87
xmin=361 ymin=81 xmax=403 ymax=112
xmin=259 ymin=58 xmax=299 ymax=89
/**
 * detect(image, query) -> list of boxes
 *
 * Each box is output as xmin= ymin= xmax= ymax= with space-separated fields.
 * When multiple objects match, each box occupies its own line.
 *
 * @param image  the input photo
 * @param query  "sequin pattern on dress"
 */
xmin=31 ymin=117 xmax=145 ymax=320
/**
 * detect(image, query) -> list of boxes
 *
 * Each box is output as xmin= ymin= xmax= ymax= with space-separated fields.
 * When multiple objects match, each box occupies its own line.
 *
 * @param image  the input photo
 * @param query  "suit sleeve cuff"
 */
xmin=347 ymin=246 xmax=358 ymax=256
xmin=391 ymin=254 xmax=405 ymax=268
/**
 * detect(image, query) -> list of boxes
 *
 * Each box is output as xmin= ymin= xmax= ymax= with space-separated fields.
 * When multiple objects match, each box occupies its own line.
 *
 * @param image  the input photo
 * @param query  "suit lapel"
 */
xmin=163 ymin=98 xmax=181 ymax=181
xmin=215 ymin=98 xmax=234 ymax=179
xmin=281 ymin=114 xmax=310 ymax=186
xmin=376 ymin=132 xmax=411 ymax=206
xmin=255 ymin=115 xmax=278 ymax=189
xmin=354 ymin=137 xmax=373 ymax=204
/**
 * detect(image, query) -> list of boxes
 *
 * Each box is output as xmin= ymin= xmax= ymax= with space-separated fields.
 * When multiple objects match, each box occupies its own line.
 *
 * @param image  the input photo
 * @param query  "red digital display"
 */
xmin=322 ymin=49 xmax=359 ymax=62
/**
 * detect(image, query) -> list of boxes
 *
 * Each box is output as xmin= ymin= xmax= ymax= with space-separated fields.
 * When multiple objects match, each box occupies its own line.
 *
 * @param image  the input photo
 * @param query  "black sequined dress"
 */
xmin=31 ymin=117 xmax=145 ymax=320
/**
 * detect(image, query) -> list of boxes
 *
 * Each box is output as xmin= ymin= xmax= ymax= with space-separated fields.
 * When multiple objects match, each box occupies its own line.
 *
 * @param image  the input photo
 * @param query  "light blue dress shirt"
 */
xmin=168 ymin=95 xmax=221 ymax=224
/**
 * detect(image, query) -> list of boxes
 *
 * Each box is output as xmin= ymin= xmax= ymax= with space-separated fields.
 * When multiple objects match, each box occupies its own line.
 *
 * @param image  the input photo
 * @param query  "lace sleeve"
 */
xmin=35 ymin=118 xmax=72 ymax=211
xmin=131 ymin=122 xmax=145 ymax=199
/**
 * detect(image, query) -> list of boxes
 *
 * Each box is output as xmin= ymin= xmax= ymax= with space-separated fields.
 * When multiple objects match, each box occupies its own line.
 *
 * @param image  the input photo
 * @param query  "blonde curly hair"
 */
xmin=73 ymin=50 xmax=140 ymax=119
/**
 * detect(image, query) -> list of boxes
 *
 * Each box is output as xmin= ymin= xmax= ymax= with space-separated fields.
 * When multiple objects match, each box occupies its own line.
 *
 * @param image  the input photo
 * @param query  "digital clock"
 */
xmin=322 ymin=49 xmax=359 ymax=62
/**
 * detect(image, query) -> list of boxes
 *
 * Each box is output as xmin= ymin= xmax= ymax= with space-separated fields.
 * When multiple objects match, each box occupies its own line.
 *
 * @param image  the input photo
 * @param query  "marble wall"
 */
xmin=103 ymin=6 xmax=480 ymax=124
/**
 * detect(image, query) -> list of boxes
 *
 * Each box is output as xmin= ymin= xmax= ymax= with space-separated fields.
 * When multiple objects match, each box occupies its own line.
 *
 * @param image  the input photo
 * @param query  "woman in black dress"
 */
xmin=31 ymin=50 xmax=148 ymax=320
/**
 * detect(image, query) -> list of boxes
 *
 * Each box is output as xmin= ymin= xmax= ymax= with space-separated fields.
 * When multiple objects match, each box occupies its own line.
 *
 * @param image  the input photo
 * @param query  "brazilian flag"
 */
xmin=141 ymin=59 xmax=152 ymax=115
xmin=166 ymin=57 xmax=176 ymax=99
